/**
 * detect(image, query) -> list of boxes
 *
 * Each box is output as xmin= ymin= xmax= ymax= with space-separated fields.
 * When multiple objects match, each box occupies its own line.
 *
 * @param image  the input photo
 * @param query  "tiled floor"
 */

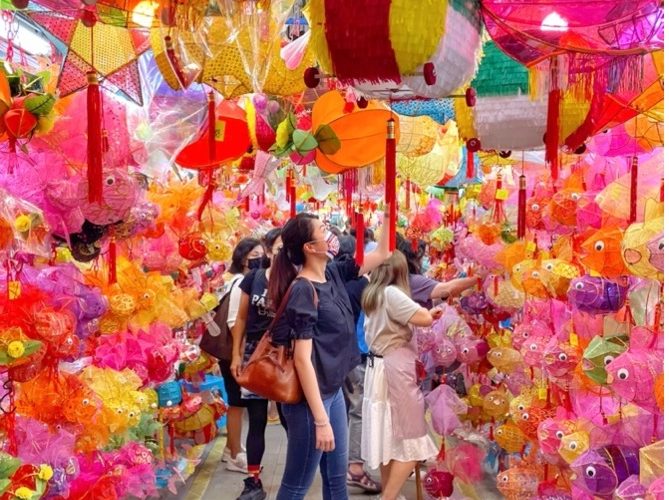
xmin=161 ymin=424 xmax=501 ymax=500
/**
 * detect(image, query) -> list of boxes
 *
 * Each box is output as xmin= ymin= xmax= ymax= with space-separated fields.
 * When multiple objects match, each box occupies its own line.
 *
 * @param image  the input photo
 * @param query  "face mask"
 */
xmin=309 ymin=230 xmax=340 ymax=260
xmin=247 ymin=257 xmax=263 ymax=270
xmin=421 ymin=256 xmax=430 ymax=274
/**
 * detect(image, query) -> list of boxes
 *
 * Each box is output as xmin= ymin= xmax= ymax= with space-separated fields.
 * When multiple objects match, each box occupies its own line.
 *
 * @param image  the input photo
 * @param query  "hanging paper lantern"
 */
xmin=400 ymin=0 xmax=483 ymax=98
xmin=176 ymin=100 xmax=250 ymax=170
xmin=396 ymin=115 xmax=439 ymax=157
xmin=178 ymin=233 xmax=207 ymax=261
xmin=460 ymin=41 xmax=546 ymax=150
xmin=310 ymin=91 xmax=399 ymax=174
xmin=78 ymin=169 xmax=139 ymax=226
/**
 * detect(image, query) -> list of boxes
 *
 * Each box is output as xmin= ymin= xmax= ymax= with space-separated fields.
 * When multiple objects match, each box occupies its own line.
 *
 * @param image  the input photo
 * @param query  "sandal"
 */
xmin=347 ymin=470 xmax=382 ymax=494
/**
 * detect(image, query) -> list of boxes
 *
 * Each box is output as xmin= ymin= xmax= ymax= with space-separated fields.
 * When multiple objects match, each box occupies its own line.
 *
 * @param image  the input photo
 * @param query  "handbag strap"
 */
xmin=267 ymin=276 xmax=318 ymax=335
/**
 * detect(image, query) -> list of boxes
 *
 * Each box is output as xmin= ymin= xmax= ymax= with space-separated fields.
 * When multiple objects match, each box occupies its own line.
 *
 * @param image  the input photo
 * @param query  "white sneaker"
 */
xmin=225 ymin=452 xmax=248 ymax=474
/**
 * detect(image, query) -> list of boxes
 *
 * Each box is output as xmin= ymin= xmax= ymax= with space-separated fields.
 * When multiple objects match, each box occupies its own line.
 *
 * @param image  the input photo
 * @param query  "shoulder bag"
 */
xmin=234 ymin=277 xmax=317 ymax=404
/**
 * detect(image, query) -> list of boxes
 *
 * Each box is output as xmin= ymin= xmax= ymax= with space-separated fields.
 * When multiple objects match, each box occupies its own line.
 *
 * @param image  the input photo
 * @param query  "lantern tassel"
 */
xmin=355 ymin=212 xmax=365 ymax=267
xmin=517 ymin=174 xmax=527 ymax=238
xmin=196 ymin=182 xmax=217 ymax=221
xmin=87 ymin=71 xmax=103 ymax=204
xmin=466 ymin=148 xmax=474 ymax=179
xmin=545 ymin=58 xmax=560 ymax=181
xmin=386 ymin=118 xmax=397 ymax=250
xmin=108 ymin=236 xmax=117 ymax=284
xmin=7 ymin=136 xmax=18 ymax=175
xmin=405 ymin=179 xmax=411 ymax=209
xmin=289 ymin=179 xmax=296 ymax=218
xmin=629 ymin=156 xmax=638 ymax=223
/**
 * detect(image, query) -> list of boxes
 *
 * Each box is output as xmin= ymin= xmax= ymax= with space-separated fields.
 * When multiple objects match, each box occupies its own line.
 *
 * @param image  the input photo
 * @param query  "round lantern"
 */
xmin=397 ymin=145 xmax=451 ymax=190
xmin=400 ymin=0 xmax=482 ymax=98
xmin=3 ymin=107 xmax=37 ymax=139
xmin=179 ymin=233 xmax=208 ymax=261
xmin=423 ymin=469 xmax=454 ymax=498
xmin=396 ymin=115 xmax=439 ymax=157
xmin=310 ymin=91 xmax=400 ymax=174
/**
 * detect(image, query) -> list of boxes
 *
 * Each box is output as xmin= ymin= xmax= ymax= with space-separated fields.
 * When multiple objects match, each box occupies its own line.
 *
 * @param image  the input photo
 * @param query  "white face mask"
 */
xmin=308 ymin=230 xmax=340 ymax=260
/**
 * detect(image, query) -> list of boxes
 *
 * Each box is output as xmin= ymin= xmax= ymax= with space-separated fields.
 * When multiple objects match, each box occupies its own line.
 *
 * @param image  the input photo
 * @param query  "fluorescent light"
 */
xmin=0 ymin=22 xmax=52 ymax=57
xmin=541 ymin=12 xmax=568 ymax=32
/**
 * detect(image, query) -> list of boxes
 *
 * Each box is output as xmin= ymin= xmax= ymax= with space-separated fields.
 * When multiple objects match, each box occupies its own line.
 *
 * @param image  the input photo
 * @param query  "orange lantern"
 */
xmin=310 ymin=90 xmax=400 ymax=174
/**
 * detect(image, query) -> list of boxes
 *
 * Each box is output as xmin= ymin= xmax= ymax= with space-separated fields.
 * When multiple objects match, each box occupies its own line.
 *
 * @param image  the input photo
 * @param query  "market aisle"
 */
xmin=162 ymin=423 xmax=419 ymax=500
xmin=162 ymin=425 xmax=502 ymax=500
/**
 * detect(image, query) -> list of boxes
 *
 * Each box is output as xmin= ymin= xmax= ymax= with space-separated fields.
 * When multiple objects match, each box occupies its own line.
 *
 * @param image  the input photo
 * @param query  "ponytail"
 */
xmin=268 ymin=246 xmax=298 ymax=309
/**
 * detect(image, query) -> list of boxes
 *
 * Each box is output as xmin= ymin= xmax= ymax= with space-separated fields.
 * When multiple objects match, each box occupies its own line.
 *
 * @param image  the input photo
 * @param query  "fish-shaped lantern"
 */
xmin=580 ymin=227 xmax=627 ymax=277
xmin=605 ymin=342 xmax=663 ymax=413
xmin=571 ymin=446 xmax=640 ymax=498
xmin=582 ymin=335 xmax=628 ymax=385
xmin=568 ymin=276 xmax=629 ymax=314
xmin=622 ymin=199 xmax=663 ymax=280
xmin=497 ymin=462 xmax=541 ymax=499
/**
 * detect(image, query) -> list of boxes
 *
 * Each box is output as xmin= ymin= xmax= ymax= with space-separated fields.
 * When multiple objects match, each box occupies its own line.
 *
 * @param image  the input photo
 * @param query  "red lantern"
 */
xmin=3 ymin=107 xmax=37 ymax=139
xmin=423 ymin=469 xmax=454 ymax=498
xmin=176 ymin=100 xmax=251 ymax=170
xmin=179 ymin=233 xmax=207 ymax=261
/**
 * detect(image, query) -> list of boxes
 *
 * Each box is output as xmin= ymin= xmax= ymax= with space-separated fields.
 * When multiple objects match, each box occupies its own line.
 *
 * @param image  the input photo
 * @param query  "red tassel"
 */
xmin=108 ymin=236 xmax=117 ymax=284
xmin=196 ymin=182 xmax=216 ymax=220
xmin=546 ymin=90 xmax=561 ymax=181
xmin=436 ymin=439 xmax=446 ymax=462
xmin=405 ymin=179 xmax=411 ymax=209
xmin=286 ymin=169 xmax=292 ymax=202
xmin=290 ymin=182 xmax=296 ymax=218
xmin=386 ymin=119 xmax=397 ymax=250
xmin=243 ymin=196 xmax=250 ymax=212
xmin=629 ymin=156 xmax=638 ymax=223
xmin=660 ymin=178 xmax=664 ymax=202
xmin=7 ymin=136 xmax=17 ymax=174
xmin=466 ymin=149 xmax=474 ymax=179
xmin=355 ymin=212 xmax=365 ymax=266
xmin=517 ymin=174 xmax=527 ymax=238
xmin=545 ymin=58 xmax=560 ymax=181
xmin=87 ymin=71 xmax=103 ymax=204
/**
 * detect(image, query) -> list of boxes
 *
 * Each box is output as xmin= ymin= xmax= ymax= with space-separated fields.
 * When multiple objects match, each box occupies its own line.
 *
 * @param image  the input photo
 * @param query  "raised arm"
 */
xmin=359 ymin=210 xmax=391 ymax=276
xmin=430 ymin=276 xmax=479 ymax=300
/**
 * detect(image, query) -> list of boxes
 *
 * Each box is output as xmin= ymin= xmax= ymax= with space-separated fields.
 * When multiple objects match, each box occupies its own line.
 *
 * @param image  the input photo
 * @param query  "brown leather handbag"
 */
xmin=235 ymin=277 xmax=317 ymax=404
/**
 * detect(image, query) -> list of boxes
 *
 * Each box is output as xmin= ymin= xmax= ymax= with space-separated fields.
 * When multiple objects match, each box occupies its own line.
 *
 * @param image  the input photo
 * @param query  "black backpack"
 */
xmin=199 ymin=275 xmax=243 ymax=362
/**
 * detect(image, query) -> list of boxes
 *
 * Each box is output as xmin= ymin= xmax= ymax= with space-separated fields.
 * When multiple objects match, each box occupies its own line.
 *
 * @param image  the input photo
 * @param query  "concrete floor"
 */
xmin=159 ymin=423 xmax=501 ymax=500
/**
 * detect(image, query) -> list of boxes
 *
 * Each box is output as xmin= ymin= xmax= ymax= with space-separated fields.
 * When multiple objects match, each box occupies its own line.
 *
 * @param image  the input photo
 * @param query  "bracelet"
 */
xmin=314 ymin=419 xmax=330 ymax=427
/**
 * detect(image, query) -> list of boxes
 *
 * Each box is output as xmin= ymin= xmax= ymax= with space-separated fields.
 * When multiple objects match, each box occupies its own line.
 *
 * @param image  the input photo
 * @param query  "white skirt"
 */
xmin=361 ymin=357 xmax=438 ymax=470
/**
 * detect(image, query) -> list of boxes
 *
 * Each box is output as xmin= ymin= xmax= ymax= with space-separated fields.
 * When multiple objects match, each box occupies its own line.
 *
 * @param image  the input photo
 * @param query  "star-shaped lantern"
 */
xmin=27 ymin=10 xmax=149 ymax=105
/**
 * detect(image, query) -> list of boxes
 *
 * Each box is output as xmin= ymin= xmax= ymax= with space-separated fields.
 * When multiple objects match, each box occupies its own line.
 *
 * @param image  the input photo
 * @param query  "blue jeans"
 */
xmin=277 ymin=389 xmax=349 ymax=500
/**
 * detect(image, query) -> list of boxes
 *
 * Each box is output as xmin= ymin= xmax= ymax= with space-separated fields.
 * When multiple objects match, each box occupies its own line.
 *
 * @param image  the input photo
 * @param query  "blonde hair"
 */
xmin=362 ymin=250 xmax=412 ymax=314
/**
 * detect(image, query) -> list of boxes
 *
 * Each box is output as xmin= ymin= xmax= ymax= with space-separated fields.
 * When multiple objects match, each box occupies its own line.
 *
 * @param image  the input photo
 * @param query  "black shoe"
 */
xmin=237 ymin=477 xmax=267 ymax=500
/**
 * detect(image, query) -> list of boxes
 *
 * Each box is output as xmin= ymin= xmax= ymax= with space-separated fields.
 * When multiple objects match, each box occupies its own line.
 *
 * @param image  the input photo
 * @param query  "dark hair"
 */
xmin=268 ymin=213 xmax=318 ymax=307
xmin=365 ymin=228 xmax=375 ymax=243
xmin=263 ymin=227 xmax=282 ymax=251
xmin=396 ymin=233 xmax=424 ymax=275
xmin=329 ymin=226 xmax=342 ymax=238
xmin=229 ymin=237 xmax=262 ymax=274
xmin=337 ymin=234 xmax=356 ymax=260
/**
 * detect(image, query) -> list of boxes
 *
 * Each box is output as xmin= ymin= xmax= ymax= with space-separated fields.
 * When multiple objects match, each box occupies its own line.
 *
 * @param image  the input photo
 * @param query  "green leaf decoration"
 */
xmin=22 ymin=340 xmax=42 ymax=357
xmin=0 ymin=479 xmax=10 ymax=495
xmin=0 ymin=453 xmax=20 ymax=479
xmin=292 ymin=129 xmax=318 ymax=154
xmin=314 ymin=125 xmax=341 ymax=155
xmin=24 ymin=94 xmax=55 ymax=116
